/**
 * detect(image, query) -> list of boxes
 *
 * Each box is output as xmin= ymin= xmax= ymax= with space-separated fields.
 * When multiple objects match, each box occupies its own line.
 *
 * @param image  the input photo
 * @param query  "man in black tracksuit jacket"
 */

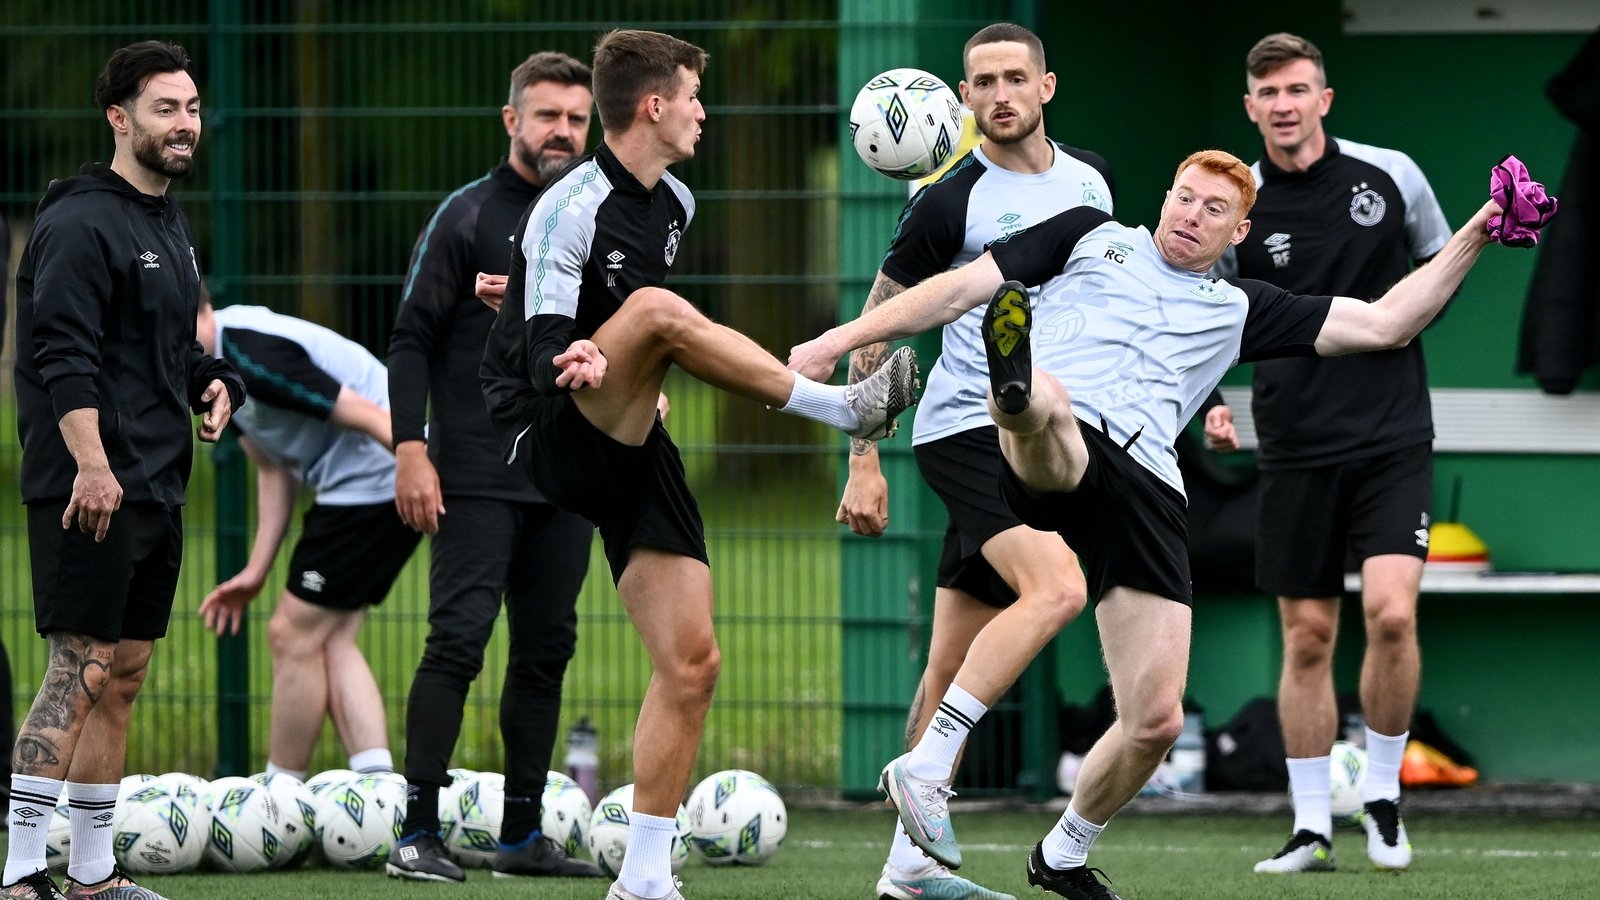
xmin=384 ymin=52 xmax=600 ymax=883
xmin=5 ymin=42 xmax=242 ymax=900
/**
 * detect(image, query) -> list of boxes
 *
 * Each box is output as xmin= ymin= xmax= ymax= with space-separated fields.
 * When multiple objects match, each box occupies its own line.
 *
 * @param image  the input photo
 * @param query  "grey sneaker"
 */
xmin=1253 ymin=829 xmax=1335 ymax=874
xmin=59 ymin=868 xmax=165 ymax=900
xmin=845 ymin=346 xmax=920 ymax=440
xmin=0 ymin=871 xmax=66 ymax=900
xmin=880 ymin=754 xmax=961 ymax=870
xmin=386 ymin=830 xmax=466 ymax=883
xmin=877 ymin=861 xmax=1016 ymax=899
xmin=605 ymin=877 xmax=684 ymax=899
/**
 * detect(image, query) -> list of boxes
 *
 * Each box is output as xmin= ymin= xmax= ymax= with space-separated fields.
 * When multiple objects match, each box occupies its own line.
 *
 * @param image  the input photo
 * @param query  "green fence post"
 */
xmin=210 ymin=0 xmax=250 ymax=778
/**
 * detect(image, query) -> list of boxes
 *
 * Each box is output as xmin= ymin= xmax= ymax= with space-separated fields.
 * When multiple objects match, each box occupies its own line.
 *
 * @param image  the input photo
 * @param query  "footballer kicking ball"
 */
xmin=848 ymin=68 xmax=963 ymax=180
xmin=685 ymin=769 xmax=787 ymax=865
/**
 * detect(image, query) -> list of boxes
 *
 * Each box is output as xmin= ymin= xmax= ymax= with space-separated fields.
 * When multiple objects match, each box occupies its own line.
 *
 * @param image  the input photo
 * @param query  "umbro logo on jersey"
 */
xmin=1104 ymin=241 xmax=1132 ymax=264
xmin=1350 ymin=183 xmax=1386 ymax=226
xmin=1264 ymin=232 xmax=1292 ymax=269
xmin=606 ymin=250 xmax=625 ymax=270
xmin=140 ymin=251 xmax=160 ymax=269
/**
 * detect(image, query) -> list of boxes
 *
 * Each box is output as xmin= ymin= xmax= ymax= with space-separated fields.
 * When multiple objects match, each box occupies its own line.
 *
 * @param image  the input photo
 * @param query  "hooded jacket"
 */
xmin=14 ymin=163 xmax=244 ymax=508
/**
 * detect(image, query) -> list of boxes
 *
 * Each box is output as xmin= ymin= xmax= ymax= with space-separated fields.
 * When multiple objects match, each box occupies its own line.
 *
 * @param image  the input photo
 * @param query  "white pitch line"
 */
xmin=794 ymin=839 xmax=1600 ymax=861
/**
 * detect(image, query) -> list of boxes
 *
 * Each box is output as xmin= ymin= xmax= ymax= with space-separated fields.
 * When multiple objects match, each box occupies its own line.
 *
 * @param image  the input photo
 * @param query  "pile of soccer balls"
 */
xmin=53 ymin=767 xmax=786 ymax=878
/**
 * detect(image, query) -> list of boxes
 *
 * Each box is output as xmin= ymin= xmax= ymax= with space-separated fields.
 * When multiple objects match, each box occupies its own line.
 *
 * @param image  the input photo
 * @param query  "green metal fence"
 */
xmin=2 ymin=0 xmax=1054 ymax=796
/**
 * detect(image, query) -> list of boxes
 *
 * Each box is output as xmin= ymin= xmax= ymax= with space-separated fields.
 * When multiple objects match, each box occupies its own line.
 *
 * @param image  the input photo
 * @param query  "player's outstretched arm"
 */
xmin=790 ymin=253 xmax=1003 ymax=381
xmin=1315 ymin=200 xmax=1499 ymax=356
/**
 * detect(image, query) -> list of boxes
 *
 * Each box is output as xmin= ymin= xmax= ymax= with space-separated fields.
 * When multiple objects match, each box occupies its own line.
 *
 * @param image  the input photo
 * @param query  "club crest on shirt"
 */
xmin=1081 ymin=182 xmax=1111 ymax=212
xmin=665 ymin=220 xmax=681 ymax=265
xmin=1350 ymin=183 xmax=1386 ymax=226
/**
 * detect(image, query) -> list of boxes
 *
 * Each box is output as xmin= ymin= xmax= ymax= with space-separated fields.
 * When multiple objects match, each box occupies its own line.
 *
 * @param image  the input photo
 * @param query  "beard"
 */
xmin=131 ymin=124 xmax=196 ymax=179
xmin=977 ymin=106 xmax=1042 ymax=146
xmin=516 ymin=134 xmax=578 ymax=184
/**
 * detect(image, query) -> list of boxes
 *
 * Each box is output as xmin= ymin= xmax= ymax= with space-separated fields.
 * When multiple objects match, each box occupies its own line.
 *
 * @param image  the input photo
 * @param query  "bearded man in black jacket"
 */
xmin=7 ymin=41 xmax=243 ymax=900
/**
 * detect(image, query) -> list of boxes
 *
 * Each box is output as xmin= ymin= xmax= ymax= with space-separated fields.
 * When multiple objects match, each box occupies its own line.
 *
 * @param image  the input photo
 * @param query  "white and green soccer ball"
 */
xmin=203 ymin=775 xmax=285 ymax=872
xmin=316 ymin=771 xmax=406 ymax=870
xmin=541 ymin=771 xmax=593 ymax=861
xmin=848 ymin=68 xmax=963 ymax=181
xmin=113 ymin=781 xmax=207 ymax=874
xmin=586 ymin=783 xmax=690 ymax=878
xmin=1330 ymin=741 xmax=1369 ymax=826
xmin=685 ymin=769 xmax=787 ymax=865
xmin=252 ymin=772 xmax=319 ymax=869
xmin=440 ymin=770 xmax=504 ymax=868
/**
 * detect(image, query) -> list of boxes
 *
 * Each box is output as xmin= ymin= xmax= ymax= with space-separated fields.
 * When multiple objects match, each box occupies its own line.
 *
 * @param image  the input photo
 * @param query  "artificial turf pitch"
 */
xmin=9 ymin=806 xmax=1597 ymax=899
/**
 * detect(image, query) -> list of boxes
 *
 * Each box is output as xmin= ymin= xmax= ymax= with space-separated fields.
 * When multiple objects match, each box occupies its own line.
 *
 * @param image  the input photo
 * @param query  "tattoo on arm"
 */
xmin=849 ymin=274 xmax=908 ymax=458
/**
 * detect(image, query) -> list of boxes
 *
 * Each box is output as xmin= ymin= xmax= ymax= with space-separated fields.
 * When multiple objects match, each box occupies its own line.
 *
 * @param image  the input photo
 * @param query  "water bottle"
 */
xmin=565 ymin=717 xmax=600 ymax=804
xmin=1169 ymin=712 xmax=1206 ymax=793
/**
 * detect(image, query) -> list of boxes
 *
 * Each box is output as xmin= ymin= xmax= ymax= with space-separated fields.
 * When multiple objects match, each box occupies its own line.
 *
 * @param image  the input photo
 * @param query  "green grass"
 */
xmin=7 ymin=808 xmax=1599 ymax=899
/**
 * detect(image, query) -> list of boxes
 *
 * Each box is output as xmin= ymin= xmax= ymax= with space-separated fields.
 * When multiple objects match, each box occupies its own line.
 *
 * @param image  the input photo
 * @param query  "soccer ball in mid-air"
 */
xmin=587 ymin=784 xmax=690 ymax=878
xmin=848 ymin=67 xmax=963 ymax=181
xmin=685 ymin=769 xmax=787 ymax=865
xmin=541 ymin=771 xmax=593 ymax=861
xmin=1329 ymin=741 xmax=1369 ymax=826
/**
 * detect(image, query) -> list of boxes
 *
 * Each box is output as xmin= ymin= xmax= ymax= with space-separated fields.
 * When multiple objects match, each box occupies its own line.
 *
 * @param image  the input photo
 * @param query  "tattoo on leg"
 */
xmin=16 ymin=734 xmax=61 ymax=768
xmin=16 ymin=633 xmax=115 ymax=774
xmin=905 ymin=682 xmax=927 ymax=750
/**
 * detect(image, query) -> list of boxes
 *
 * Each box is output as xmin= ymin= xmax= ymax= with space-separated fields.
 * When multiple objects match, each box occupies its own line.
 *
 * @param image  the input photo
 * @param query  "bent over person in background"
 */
xmin=385 ymin=50 xmax=601 ymax=883
xmin=791 ymin=149 xmax=1542 ymax=899
xmin=7 ymin=41 xmax=243 ymax=900
xmin=480 ymin=29 xmax=918 ymax=900
xmin=196 ymin=299 xmax=417 ymax=783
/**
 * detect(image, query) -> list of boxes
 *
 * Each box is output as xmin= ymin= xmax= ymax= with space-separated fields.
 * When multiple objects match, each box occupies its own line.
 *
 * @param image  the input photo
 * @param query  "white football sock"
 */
xmin=266 ymin=760 xmax=308 ymax=782
xmin=1363 ymin=727 xmax=1407 ymax=802
xmin=906 ymin=684 xmax=987 ymax=782
xmin=348 ymin=748 xmax=393 ymax=774
xmin=618 ymin=811 xmax=676 ymax=898
xmin=65 ymin=781 xmax=118 ymax=885
xmin=780 ymin=373 xmax=858 ymax=431
xmin=1287 ymin=755 xmax=1333 ymax=839
xmin=4 ymin=774 xmax=63 ymax=884
xmin=1041 ymin=803 xmax=1105 ymax=869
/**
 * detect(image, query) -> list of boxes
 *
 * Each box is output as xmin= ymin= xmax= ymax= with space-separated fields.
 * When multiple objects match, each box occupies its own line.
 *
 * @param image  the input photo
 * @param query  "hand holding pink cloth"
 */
xmin=1488 ymin=154 xmax=1557 ymax=247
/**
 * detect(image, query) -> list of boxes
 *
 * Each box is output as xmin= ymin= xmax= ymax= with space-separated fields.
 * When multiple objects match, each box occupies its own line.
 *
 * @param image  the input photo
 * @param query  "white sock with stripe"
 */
xmin=906 ymin=684 xmax=987 ymax=782
xmin=4 ymin=774 xmax=63 ymax=884
xmin=1041 ymin=803 xmax=1105 ymax=869
xmin=65 ymin=781 xmax=119 ymax=885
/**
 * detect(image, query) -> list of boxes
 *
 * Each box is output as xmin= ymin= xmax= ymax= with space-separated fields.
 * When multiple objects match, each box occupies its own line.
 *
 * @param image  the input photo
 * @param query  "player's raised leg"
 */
xmin=580 ymin=287 xmax=919 ymax=446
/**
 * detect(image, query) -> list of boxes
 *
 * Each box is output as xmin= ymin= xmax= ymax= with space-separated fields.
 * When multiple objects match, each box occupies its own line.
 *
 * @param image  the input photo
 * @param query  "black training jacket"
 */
xmin=389 ymin=161 xmax=544 ymax=502
xmin=14 ymin=163 xmax=245 ymax=508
